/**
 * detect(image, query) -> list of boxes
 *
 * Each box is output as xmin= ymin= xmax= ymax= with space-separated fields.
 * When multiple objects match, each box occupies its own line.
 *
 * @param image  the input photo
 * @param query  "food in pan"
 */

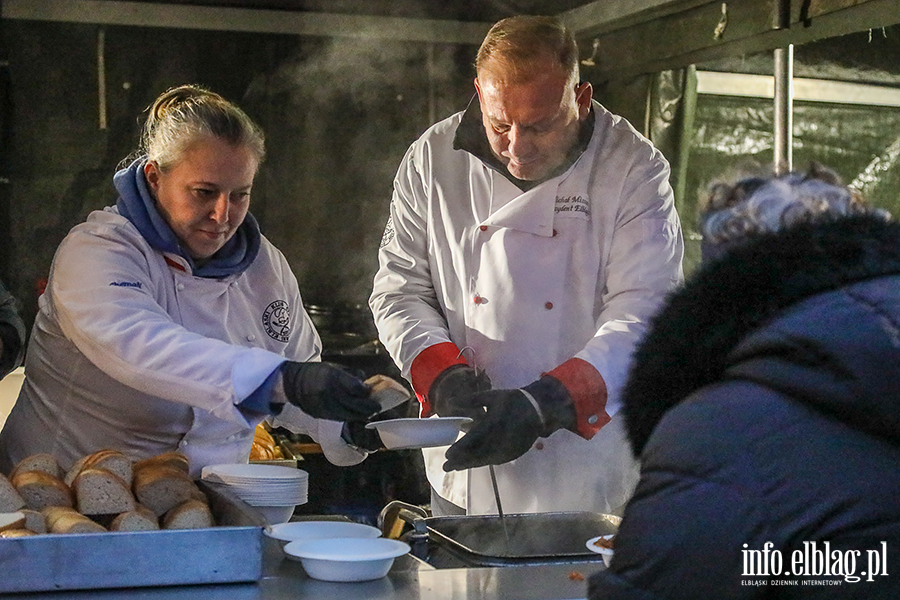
xmin=161 ymin=498 xmax=214 ymax=530
xmin=250 ymin=423 xmax=284 ymax=461
xmin=74 ymin=467 xmax=136 ymax=515
xmin=593 ymin=534 xmax=615 ymax=549
xmin=0 ymin=450 xmax=215 ymax=537
xmin=110 ymin=505 xmax=159 ymax=532
xmin=11 ymin=470 xmax=74 ymax=511
xmin=9 ymin=453 xmax=62 ymax=480
xmin=64 ymin=449 xmax=133 ymax=486
xmin=0 ymin=472 xmax=25 ymax=512
xmin=0 ymin=510 xmax=26 ymax=532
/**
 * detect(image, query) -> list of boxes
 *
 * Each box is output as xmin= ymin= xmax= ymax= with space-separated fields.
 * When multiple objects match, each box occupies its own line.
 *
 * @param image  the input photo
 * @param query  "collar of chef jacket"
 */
xmin=452 ymin=93 xmax=595 ymax=192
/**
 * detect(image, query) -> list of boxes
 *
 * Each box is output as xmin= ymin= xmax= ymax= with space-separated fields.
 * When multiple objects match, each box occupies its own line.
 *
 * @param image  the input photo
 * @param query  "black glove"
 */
xmin=442 ymin=375 xmax=576 ymax=471
xmin=340 ymin=421 xmax=385 ymax=452
xmin=429 ymin=364 xmax=492 ymax=419
xmin=279 ymin=361 xmax=380 ymax=422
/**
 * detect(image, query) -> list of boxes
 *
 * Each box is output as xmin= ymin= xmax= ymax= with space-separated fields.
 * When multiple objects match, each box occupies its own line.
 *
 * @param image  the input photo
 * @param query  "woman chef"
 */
xmin=0 ymin=85 xmax=379 ymax=476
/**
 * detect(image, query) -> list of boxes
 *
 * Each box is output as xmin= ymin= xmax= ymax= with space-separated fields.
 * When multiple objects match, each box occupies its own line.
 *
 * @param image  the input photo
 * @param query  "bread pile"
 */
xmin=0 ymin=450 xmax=214 ymax=537
xmin=249 ymin=423 xmax=284 ymax=461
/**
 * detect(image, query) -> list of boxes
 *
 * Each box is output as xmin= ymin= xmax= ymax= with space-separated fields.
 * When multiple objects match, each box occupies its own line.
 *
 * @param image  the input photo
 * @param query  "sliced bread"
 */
xmin=366 ymin=374 xmax=411 ymax=411
xmin=162 ymin=499 xmax=214 ymax=530
xmin=133 ymin=451 xmax=190 ymax=476
xmin=20 ymin=508 xmax=47 ymax=534
xmin=0 ymin=528 xmax=37 ymax=537
xmin=0 ymin=473 xmax=26 ymax=512
xmin=42 ymin=506 xmax=106 ymax=534
xmin=133 ymin=465 xmax=198 ymax=517
xmin=74 ymin=467 xmax=136 ymax=515
xmin=110 ymin=504 xmax=159 ymax=532
xmin=64 ymin=449 xmax=132 ymax=487
xmin=0 ymin=511 xmax=26 ymax=532
xmin=0 ymin=529 xmax=37 ymax=538
xmin=10 ymin=453 xmax=63 ymax=480
xmin=12 ymin=470 xmax=73 ymax=511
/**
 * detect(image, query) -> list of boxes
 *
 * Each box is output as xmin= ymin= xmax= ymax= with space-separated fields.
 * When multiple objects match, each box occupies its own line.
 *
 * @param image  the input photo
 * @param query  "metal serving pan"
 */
xmin=0 ymin=480 xmax=266 ymax=593
xmin=380 ymin=501 xmax=620 ymax=567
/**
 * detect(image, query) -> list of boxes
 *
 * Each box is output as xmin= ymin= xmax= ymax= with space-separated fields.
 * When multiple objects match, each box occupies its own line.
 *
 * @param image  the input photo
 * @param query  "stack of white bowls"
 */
xmin=266 ymin=521 xmax=410 ymax=582
xmin=201 ymin=463 xmax=308 ymax=524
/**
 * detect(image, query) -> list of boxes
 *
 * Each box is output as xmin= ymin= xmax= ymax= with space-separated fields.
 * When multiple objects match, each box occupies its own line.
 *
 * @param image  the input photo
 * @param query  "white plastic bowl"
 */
xmin=255 ymin=505 xmax=296 ymax=525
xmin=365 ymin=417 xmax=472 ymax=450
xmin=284 ymin=537 xmax=410 ymax=582
xmin=586 ymin=534 xmax=615 ymax=567
xmin=265 ymin=521 xmax=381 ymax=550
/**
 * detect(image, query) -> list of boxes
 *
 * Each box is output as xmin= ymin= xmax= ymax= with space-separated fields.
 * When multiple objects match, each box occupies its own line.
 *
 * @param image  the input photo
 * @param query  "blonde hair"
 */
xmin=138 ymin=84 xmax=265 ymax=171
xmin=475 ymin=16 xmax=579 ymax=86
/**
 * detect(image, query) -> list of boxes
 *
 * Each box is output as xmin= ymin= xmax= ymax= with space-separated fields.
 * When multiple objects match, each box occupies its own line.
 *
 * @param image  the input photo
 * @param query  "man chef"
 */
xmin=369 ymin=15 xmax=684 ymax=515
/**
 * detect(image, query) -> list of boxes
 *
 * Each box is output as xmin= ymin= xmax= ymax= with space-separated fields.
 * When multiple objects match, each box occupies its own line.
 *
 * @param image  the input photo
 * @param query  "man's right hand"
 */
xmin=429 ymin=365 xmax=491 ymax=419
xmin=279 ymin=362 xmax=380 ymax=422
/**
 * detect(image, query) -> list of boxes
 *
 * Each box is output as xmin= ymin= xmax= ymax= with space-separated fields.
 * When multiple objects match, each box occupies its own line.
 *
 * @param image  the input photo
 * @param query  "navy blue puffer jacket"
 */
xmin=589 ymin=215 xmax=900 ymax=599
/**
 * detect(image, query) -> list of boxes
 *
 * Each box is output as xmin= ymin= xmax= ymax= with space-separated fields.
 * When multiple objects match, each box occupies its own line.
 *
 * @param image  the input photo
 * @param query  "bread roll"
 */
xmin=12 ymin=470 xmax=73 ymax=511
xmin=0 ymin=511 xmax=26 ymax=532
xmin=162 ymin=499 xmax=214 ymax=530
xmin=0 ymin=473 xmax=26 ymax=512
xmin=133 ymin=465 xmax=198 ymax=517
xmin=74 ymin=467 xmax=136 ymax=515
xmin=11 ymin=453 xmax=63 ymax=480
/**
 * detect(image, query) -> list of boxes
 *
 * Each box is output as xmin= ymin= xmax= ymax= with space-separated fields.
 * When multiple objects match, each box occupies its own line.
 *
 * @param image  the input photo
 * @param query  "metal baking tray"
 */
xmin=0 ymin=479 xmax=266 ymax=593
xmin=423 ymin=511 xmax=619 ymax=567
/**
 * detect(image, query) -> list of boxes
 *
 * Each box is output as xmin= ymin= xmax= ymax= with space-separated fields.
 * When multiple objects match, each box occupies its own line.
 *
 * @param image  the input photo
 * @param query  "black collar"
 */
xmin=452 ymin=94 xmax=594 ymax=192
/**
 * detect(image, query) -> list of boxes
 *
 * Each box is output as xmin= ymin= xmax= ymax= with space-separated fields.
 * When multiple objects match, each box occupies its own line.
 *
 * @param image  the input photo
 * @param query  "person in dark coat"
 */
xmin=0 ymin=278 xmax=25 ymax=379
xmin=588 ymin=164 xmax=900 ymax=599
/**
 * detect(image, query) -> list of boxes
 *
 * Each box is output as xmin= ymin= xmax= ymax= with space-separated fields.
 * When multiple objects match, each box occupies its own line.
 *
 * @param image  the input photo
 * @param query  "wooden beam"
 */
xmin=580 ymin=0 xmax=900 ymax=80
xmin=696 ymin=70 xmax=900 ymax=107
xmin=560 ymin=0 xmax=719 ymax=37
xmin=1 ymin=0 xmax=492 ymax=44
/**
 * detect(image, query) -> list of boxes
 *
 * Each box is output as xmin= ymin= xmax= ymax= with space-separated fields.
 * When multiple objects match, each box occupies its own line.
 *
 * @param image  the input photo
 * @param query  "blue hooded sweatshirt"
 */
xmin=114 ymin=157 xmax=261 ymax=278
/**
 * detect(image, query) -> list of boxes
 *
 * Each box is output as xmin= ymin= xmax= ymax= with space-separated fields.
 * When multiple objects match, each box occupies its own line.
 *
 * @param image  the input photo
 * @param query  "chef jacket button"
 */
xmin=588 ymin=415 xmax=599 ymax=425
xmin=479 ymin=225 xmax=488 ymax=232
xmin=473 ymin=295 xmax=483 ymax=305
xmin=247 ymin=334 xmax=255 ymax=341
xmin=535 ymin=442 xmax=544 ymax=450
xmin=176 ymin=283 xmax=185 ymax=291
xmin=544 ymin=302 xmax=553 ymax=310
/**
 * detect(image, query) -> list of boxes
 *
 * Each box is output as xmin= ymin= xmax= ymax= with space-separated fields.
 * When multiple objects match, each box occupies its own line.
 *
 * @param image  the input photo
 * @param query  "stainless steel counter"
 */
xmin=2 ymin=531 xmax=604 ymax=600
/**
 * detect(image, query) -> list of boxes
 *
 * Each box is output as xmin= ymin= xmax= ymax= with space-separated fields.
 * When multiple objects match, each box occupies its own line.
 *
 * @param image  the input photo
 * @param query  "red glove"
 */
xmin=409 ymin=342 xmax=471 ymax=416
xmin=546 ymin=358 xmax=610 ymax=439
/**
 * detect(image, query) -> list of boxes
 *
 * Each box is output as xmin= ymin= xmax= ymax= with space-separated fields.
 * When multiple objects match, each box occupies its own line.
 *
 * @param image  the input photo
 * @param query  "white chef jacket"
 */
xmin=369 ymin=101 xmax=684 ymax=514
xmin=0 ymin=207 xmax=365 ymax=475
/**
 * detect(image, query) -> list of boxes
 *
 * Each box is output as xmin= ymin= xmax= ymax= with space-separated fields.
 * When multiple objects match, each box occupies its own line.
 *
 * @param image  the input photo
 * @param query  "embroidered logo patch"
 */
xmin=262 ymin=300 xmax=291 ymax=343
xmin=380 ymin=215 xmax=395 ymax=248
